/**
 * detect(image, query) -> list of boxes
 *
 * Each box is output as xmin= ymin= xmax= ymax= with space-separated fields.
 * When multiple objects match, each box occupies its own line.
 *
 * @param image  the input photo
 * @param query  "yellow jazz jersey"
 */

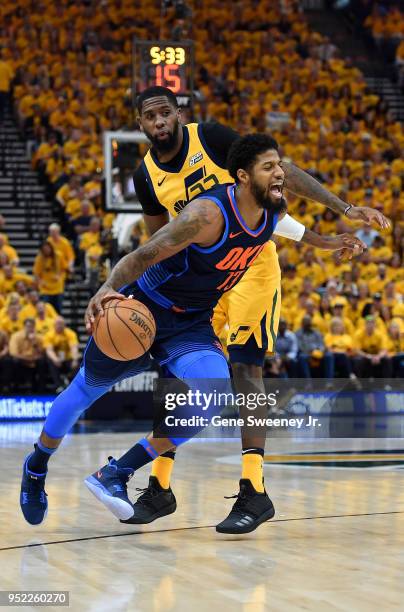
xmin=140 ymin=122 xmax=281 ymax=357
xmin=142 ymin=123 xmax=233 ymax=215
xmin=212 ymin=240 xmax=281 ymax=354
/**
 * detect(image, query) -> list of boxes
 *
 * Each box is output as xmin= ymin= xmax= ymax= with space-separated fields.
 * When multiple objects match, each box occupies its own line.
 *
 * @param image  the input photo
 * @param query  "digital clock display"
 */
xmin=133 ymin=39 xmax=194 ymax=103
xmin=150 ymin=46 xmax=186 ymax=66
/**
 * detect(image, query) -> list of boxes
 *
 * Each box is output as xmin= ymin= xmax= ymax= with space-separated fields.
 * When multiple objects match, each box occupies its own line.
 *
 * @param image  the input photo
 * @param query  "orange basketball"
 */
xmin=93 ymin=298 xmax=156 ymax=361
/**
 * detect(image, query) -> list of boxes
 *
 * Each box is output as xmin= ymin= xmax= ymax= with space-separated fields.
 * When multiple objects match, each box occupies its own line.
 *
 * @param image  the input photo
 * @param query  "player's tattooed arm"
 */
xmin=85 ymin=200 xmax=223 ymax=330
xmin=283 ymin=162 xmax=390 ymax=229
xmin=283 ymin=162 xmax=347 ymax=213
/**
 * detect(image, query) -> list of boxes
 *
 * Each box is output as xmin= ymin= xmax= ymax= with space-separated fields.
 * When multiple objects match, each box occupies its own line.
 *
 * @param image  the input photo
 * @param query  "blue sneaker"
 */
xmin=20 ymin=454 xmax=48 ymax=525
xmin=84 ymin=457 xmax=134 ymax=520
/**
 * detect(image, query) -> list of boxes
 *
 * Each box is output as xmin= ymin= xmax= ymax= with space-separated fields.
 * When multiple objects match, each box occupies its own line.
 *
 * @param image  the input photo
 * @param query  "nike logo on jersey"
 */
xmin=157 ymin=176 xmax=166 ymax=186
xmin=229 ymin=231 xmax=243 ymax=239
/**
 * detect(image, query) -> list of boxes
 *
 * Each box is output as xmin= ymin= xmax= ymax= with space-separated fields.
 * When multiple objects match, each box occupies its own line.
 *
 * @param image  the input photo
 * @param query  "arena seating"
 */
xmin=0 ymin=0 xmax=402 ymax=383
xmin=357 ymin=2 xmax=404 ymax=88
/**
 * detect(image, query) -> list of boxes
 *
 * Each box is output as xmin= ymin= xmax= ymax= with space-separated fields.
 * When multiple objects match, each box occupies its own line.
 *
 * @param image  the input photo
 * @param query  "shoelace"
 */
xmin=224 ymin=489 xmax=250 ymax=513
xmin=23 ymin=479 xmax=48 ymax=503
xmin=134 ymin=486 xmax=160 ymax=507
xmin=224 ymin=488 xmax=248 ymax=501
xmin=22 ymin=491 xmax=47 ymax=504
xmin=106 ymin=458 xmax=133 ymax=486
xmin=100 ymin=469 xmax=129 ymax=495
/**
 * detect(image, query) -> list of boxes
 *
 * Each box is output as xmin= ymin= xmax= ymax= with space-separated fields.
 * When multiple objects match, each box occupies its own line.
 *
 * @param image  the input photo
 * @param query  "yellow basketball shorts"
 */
xmin=212 ymin=240 xmax=281 ymax=366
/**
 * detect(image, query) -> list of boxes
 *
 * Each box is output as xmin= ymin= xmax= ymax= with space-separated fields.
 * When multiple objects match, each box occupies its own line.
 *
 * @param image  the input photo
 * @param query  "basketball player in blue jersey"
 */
xmin=20 ymin=134 xmax=367 ymax=534
xmin=125 ymin=86 xmax=388 ymax=527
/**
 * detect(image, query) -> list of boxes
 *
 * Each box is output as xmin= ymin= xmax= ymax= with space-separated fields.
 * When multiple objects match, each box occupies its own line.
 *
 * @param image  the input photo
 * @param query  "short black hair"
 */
xmin=227 ymin=133 xmax=279 ymax=181
xmin=136 ymin=86 xmax=178 ymax=114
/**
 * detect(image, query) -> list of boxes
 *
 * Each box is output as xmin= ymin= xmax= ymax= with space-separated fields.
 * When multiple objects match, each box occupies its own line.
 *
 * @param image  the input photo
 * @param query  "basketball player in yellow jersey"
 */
xmin=129 ymin=86 xmax=388 ymax=530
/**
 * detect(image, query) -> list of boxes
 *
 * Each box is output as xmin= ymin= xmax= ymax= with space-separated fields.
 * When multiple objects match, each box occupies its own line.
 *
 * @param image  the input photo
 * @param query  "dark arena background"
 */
xmin=0 ymin=1 xmax=403 ymax=610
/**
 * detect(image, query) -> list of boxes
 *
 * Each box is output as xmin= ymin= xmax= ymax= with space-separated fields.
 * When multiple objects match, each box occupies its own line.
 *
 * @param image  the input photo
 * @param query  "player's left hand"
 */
xmin=346 ymin=206 xmax=390 ymax=229
xmin=329 ymin=233 xmax=367 ymax=261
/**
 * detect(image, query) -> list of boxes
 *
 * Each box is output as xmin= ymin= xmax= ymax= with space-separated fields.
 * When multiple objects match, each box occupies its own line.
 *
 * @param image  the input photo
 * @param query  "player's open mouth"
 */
xmin=269 ymin=183 xmax=283 ymax=198
xmin=157 ymin=131 xmax=169 ymax=139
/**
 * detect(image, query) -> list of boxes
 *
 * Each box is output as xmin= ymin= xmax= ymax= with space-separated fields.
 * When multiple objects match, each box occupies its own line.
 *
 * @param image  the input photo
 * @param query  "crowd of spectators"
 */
xmin=0 ymin=307 xmax=79 ymax=394
xmin=0 ymin=0 xmax=403 ymax=386
xmin=0 ymin=214 xmax=80 ymax=392
xmin=351 ymin=1 xmax=404 ymax=89
xmin=269 ymin=312 xmax=403 ymax=380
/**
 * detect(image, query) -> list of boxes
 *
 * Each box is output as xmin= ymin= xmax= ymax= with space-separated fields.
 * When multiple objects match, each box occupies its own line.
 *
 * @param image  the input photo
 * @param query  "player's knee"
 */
xmin=70 ymin=371 xmax=110 ymax=405
xmin=184 ymin=353 xmax=229 ymax=379
xmin=184 ymin=353 xmax=231 ymax=396
xmin=170 ymin=350 xmax=230 ymax=380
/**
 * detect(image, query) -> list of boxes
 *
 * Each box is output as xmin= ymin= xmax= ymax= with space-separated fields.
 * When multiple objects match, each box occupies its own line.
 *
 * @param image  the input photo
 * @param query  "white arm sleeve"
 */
xmin=273 ymin=213 xmax=305 ymax=242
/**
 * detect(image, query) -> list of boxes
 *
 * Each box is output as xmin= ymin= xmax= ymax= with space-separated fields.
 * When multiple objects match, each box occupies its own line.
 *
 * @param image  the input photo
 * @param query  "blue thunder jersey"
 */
xmin=133 ymin=183 xmax=279 ymax=312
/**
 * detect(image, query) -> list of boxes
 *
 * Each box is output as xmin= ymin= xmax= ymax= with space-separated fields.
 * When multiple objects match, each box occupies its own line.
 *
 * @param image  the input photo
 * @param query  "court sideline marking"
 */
xmin=2 ymin=509 xmax=404 ymax=552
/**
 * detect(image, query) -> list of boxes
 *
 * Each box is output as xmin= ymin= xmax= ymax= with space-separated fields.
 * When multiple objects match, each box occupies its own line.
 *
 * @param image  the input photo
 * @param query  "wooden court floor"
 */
xmin=0 ymin=427 xmax=403 ymax=612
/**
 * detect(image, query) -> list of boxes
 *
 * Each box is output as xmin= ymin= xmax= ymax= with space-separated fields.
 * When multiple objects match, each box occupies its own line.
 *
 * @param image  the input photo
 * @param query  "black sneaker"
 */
xmin=216 ymin=479 xmax=275 ymax=534
xmin=120 ymin=476 xmax=177 ymax=524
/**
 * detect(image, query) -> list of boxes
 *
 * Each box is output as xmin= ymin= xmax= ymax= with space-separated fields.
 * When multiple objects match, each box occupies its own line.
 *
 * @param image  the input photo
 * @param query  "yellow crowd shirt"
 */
xmin=386 ymin=335 xmax=404 ymax=355
xmin=33 ymin=252 xmax=65 ymax=295
xmin=324 ymin=332 xmax=354 ymax=353
xmin=296 ymin=262 xmax=325 ymax=286
xmin=48 ymin=235 xmax=75 ymax=269
xmin=79 ymin=231 xmax=100 ymax=252
xmin=0 ymin=243 xmax=19 ymax=263
xmin=354 ymin=329 xmax=387 ymax=354
xmin=9 ymin=330 xmax=43 ymax=360
xmin=86 ymin=243 xmax=103 ymax=268
xmin=35 ymin=317 xmax=57 ymax=337
xmin=0 ymin=315 xmax=22 ymax=336
xmin=0 ymin=271 xmax=33 ymax=293
xmin=0 ymin=60 xmax=14 ymax=92
xmin=43 ymin=328 xmax=79 ymax=360
xmin=20 ymin=302 xmax=57 ymax=321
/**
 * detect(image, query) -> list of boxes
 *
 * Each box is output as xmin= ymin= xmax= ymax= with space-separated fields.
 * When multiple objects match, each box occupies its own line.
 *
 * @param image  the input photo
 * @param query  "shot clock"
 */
xmin=133 ymin=39 xmax=194 ymax=115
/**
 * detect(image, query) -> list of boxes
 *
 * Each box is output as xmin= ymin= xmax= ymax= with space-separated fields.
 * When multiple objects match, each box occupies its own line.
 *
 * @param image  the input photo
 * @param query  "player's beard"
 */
xmin=251 ymin=178 xmax=286 ymax=212
xmin=146 ymin=121 xmax=180 ymax=153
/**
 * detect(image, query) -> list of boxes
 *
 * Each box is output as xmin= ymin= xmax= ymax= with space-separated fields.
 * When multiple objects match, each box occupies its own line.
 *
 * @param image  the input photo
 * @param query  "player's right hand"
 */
xmin=85 ymin=286 xmax=127 ymax=333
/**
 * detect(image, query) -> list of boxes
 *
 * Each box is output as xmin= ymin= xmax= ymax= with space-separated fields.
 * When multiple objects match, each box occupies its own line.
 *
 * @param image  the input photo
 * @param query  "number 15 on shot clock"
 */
xmin=133 ymin=39 xmax=194 ymax=114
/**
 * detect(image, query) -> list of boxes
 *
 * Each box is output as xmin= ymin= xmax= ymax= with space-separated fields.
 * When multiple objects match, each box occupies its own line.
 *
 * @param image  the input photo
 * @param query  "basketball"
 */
xmin=93 ymin=298 xmax=156 ymax=361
